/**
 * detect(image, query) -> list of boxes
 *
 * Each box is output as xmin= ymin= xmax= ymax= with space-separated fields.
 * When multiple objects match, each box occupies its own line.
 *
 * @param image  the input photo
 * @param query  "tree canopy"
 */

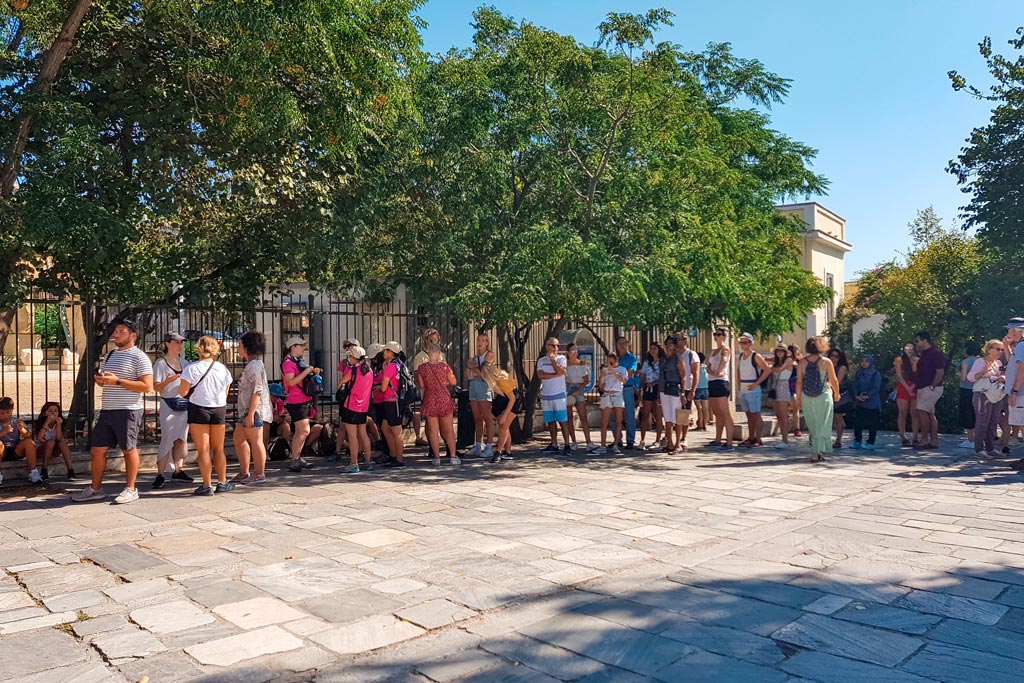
xmin=948 ymin=27 xmax=1024 ymax=320
xmin=1 ymin=0 xmax=425 ymax=308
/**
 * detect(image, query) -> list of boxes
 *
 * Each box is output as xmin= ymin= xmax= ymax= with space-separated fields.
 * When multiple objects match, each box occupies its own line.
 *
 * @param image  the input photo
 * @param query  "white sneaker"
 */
xmin=611 ymin=446 xmax=622 ymax=454
xmin=71 ymin=487 xmax=106 ymax=502
xmin=29 ymin=469 xmax=42 ymax=484
xmin=450 ymin=456 xmax=462 ymax=465
xmin=482 ymin=445 xmax=493 ymax=458
xmin=500 ymin=452 xmax=514 ymax=461
xmin=958 ymin=439 xmax=974 ymax=449
xmin=467 ymin=444 xmax=481 ymax=457
xmin=597 ymin=446 xmax=608 ymax=455
xmin=0 ymin=471 xmax=4 ymax=486
xmin=678 ymin=440 xmax=688 ymax=449
xmin=113 ymin=488 xmax=139 ymax=505
xmin=586 ymin=444 xmax=598 ymax=453
xmin=432 ymin=457 xmax=441 ymax=466
xmin=774 ymin=442 xmax=790 ymax=450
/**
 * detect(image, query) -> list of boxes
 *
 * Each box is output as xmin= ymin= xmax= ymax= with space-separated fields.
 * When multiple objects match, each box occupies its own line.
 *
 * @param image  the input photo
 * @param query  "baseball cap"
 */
xmin=163 ymin=331 xmax=185 ymax=342
xmin=343 ymin=337 xmax=360 ymax=348
xmin=111 ymin=316 xmax=138 ymax=333
xmin=284 ymin=336 xmax=306 ymax=349
xmin=347 ymin=345 xmax=366 ymax=359
xmin=1005 ymin=318 xmax=1024 ymax=329
xmin=366 ymin=343 xmax=384 ymax=358
xmin=383 ymin=341 xmax=403 ymax=354
xmin=739 ymin=333 xmax=755 ymax=342
xmin=268 ymin=383 xmax=286 ymax=398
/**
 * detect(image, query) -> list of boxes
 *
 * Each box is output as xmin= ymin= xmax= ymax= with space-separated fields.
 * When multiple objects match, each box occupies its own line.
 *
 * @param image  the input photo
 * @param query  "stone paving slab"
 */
xmin=3 ymin=430 xmax=1024 ymax=681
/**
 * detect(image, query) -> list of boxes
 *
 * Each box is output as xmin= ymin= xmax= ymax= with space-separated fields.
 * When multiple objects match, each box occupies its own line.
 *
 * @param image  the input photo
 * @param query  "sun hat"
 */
xmin=284 ymin=336 xmax=306 ymax=349
xmin=343 ymin=337 xmax=360 ymax=347
xmin=383 ymin=341 xmax=403 ymax=354
xmin=347 ymin=345 xmax=367 ymax=359
xmin=366 ymin=343 xmax=384 ymax=358
xmin=1005 ymin=317 xmax=1024 ymax=329
xmin=269 ymin=383 xmax=286 ymax=398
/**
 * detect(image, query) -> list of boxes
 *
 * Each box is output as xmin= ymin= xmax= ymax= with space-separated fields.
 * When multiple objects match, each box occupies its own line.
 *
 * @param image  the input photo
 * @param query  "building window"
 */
xmin=825 ymin=273 xmax=835 ymax=324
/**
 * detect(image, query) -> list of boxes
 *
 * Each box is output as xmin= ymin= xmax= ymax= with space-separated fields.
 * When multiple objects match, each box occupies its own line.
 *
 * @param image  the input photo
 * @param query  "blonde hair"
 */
xmin=195 ymin=335 xmax=221 ymax=360
xmin=985 ymin=339 xmax=1003 ymax=354
xmin=420 ymin=328 xmax=440 ymax=350
xmin=480 ymin=362 xmax=512 ymax=391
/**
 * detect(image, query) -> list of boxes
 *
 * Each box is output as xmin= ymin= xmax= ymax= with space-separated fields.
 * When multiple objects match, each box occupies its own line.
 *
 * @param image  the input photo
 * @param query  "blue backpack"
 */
xmin=802 ymin=360 xmax=825 ymax=398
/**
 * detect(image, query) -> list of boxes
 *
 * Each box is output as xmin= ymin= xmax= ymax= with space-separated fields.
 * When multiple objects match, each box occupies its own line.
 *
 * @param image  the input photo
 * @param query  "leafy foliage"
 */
xmin=2 ymin=0 xmax=424 ymax=308
xmin=948 ymin=28 xmax=1024 ymax=321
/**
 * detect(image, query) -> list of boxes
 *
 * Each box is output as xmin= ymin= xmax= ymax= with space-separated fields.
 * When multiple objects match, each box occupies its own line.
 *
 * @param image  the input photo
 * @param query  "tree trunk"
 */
xmin=0 ymin=308 xmax=16 ymax=358
xmin=68 ymin=301 xmax=105 ymax=425
xmin=519 ymin=317 xmax=567 ymax=440
xmin=1 ymin=0 xmax=95 ymax=199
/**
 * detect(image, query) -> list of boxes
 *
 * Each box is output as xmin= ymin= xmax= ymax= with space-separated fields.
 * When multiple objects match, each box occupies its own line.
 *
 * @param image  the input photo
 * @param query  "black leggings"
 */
xmin=854 ymin=407 xmax=881 ymax=445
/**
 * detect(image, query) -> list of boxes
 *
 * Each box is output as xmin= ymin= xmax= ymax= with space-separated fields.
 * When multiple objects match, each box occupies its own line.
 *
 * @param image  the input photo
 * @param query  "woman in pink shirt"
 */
xmin=339 ymin=345 xmax=375 ymax=473
xmin=281 ymin=337 xmax=322 ymax=473
xmin=373 ymin=342 xmax=405 ymax=468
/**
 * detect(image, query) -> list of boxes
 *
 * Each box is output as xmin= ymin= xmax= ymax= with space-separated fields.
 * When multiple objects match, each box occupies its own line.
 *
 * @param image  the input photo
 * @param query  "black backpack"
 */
xmin=267 ymin=436 xmax=290 ymax=461
xmin=282 ymin=355 xmax=323 ymax=399
xmin=395 ymin=359 xmax=419 ymax=407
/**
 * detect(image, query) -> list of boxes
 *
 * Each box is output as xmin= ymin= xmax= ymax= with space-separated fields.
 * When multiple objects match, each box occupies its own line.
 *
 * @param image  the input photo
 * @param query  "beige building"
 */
xmin=773 ymin=202 xmax=852 ymax=351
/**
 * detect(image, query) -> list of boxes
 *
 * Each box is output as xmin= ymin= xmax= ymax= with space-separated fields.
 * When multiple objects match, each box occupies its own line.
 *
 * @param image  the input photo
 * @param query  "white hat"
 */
xmin=366 ymin=343 xmax=384 ymax=358
xmin=1005 ymin=318 xmax=1024 ymax=330
xmin=284 ymin=336 xmax=306 ymax=350
xmin=383 ymin=341 xmax=403 ymax=354
xmin=347 ymin=345 xmax=366 ymax=359
xmin=343 ymin=337 xmax=361 ymax=347
xmin=738 ymin=333 xmax=755 ymax=342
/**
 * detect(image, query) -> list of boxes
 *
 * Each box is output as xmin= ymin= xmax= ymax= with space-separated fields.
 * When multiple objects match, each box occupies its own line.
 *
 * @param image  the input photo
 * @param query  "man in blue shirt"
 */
xmin=615 ymin=336 xmax=639 ymax=449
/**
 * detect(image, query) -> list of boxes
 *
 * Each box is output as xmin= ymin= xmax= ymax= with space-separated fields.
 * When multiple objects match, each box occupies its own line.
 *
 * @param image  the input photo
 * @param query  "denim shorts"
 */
xmin=600 ymin=392 xmax=625 ymax=409
xmin=738 ymin=388 xmax=762 ymax=413
xmin=567 ymin=385 xmax=587 ymax=405
xmin=468 ymin=378 xmax=493 ymax=402
xmin=693 ymin=388 xmax=709 ymax=401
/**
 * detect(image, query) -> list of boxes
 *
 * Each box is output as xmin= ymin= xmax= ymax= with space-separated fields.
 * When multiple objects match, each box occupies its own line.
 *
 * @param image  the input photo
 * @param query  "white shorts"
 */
xmin=916 ymin=385 xmax=944 ymax=414
xmin=660 ymin=394 xmax=681 ymax=422
xmin=600 ymin=393 xmax=625 ymax=409
xmin=1009 ymin=401 xmax=1024 ymax=427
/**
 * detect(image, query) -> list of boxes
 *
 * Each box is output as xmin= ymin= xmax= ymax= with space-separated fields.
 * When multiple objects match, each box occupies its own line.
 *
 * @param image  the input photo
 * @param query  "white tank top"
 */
xmin=709 ymin=350 xmax=728 ymax=378
xmin=739 ymin=353 xmax=758 ymax=382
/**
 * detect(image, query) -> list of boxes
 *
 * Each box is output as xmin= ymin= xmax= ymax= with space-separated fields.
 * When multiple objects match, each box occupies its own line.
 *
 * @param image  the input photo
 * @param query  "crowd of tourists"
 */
xmin=1 ymin=316 xmax=1023 ymax=503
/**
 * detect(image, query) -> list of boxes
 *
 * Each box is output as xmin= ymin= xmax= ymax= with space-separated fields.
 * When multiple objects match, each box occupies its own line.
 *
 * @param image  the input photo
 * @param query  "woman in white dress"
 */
xmin=152 ymin=332 xmax=193 ymax=488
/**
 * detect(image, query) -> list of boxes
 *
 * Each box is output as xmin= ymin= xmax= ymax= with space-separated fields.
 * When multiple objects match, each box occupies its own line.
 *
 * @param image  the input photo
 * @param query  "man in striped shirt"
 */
xmin=72 ymin=317 xmax=153 ymax=504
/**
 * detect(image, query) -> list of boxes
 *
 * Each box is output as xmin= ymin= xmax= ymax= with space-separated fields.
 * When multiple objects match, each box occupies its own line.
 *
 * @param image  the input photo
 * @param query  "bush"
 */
xmin=33 ymin=305 xmax=68 ymax=349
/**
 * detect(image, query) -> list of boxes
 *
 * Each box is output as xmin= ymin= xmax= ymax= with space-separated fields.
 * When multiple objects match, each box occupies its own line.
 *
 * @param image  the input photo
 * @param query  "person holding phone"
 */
xmin=598 ymin=353 xmax=628 ymax=454
xmin=72 ymin=317 xmax=154 ymax=504
xmin=152 ymin=331 xmax=192 ymax=489
xmin=178 ymin=336 xmax=234 ymax=495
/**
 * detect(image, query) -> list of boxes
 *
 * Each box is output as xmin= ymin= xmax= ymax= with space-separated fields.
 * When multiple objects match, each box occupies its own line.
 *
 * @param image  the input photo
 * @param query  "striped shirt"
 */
xmin=100 ymin=346 xmax=153 ymax=411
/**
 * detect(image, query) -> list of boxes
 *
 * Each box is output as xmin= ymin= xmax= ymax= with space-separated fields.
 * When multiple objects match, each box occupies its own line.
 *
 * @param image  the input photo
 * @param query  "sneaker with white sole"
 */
xmin=28 ymin=469 xmax=43 ymax=484
xmin=500 ymin=452 xmax=514 ymax=461
xmin=113 ymin=487 xmax=139 ymax=505
xmin=482 ymin=445 xmax=493 ymax=459
xmin=467 ymin=443 xmax=482 ymax=457
xmin=611 ymin=446 xmax=622 ymax=454
xmin=71 ymin=486 xmax=106 ymax=502
xmin=773 ymin=442 xmax=790 ymax=450
xmin=586 ymin=443 xmax=599 ymax=453
xmin=597 ymin=446 xmax=608 ymax=455
xmin=0 ymin=471 xmax=3 ymax=486
xmin=678 ymin=440 xmax=688 ymax=449
xmin=432 ymin=456 xmax=441 ymax=466
xmin=958 ymin=439 xmax=974 ymax=449
xmin=450 ymin=455 xmax=462 ymax=465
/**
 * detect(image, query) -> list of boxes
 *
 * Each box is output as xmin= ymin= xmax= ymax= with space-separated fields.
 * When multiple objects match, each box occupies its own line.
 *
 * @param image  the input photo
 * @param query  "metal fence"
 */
xmin=0 ymin=289 xmax=466 ymax=446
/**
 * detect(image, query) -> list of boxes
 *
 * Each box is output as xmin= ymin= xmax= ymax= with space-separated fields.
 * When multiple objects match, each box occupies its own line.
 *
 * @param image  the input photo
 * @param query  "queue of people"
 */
xmin=4 ymin=318 xmax=1023 ymax=502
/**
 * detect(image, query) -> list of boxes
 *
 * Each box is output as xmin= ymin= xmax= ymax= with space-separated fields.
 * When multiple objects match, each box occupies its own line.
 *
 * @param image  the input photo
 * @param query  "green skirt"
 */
xmin=803 ymin=389 xmax=834 ymax=454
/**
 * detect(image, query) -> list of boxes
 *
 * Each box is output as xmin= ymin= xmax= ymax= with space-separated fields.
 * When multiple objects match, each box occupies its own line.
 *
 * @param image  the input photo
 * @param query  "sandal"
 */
xmin=810 ymin=453 xmax=825 ymax=463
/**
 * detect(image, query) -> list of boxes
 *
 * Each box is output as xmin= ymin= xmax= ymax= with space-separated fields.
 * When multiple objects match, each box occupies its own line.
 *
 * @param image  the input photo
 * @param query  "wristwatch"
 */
xmin=116 ymin=378 xmax=122 ymax=386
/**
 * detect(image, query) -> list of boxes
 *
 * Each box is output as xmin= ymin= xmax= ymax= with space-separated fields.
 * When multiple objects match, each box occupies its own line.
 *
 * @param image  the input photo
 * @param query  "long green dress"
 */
xmin=803 ymin=361 xmax=834 ymax=455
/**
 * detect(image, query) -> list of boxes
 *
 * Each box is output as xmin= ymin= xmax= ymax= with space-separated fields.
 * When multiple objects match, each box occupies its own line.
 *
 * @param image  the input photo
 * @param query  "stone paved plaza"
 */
xmin=3 ymin=431 xmax=1024 ymax=683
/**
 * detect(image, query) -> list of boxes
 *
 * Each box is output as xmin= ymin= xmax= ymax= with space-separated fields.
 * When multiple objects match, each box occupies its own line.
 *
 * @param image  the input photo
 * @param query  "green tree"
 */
xmin=843 ymin=208 xmax=986 ymax=432
xmin=949 ymin=28 xmax=1024 ymax=324
xmin=408 ymin=7 xmax=830 ymax=435
xmin=1 ymin=0 xmax=424 ymax=414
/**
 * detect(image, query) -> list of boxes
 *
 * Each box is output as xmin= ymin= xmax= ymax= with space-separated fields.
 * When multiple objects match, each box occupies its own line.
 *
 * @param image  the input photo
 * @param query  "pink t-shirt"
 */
xmin=372 ymin=362 xmax=399 ymax=403
xmin=282 ymin=357 xmax=310 ymax=405
xmin=343 ymin=364 xmax=375 ymax=413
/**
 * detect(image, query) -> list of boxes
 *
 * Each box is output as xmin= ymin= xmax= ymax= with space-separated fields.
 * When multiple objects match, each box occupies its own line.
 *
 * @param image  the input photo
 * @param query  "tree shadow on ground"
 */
xmin=301 ymin=559 xmax=1024 ymax=683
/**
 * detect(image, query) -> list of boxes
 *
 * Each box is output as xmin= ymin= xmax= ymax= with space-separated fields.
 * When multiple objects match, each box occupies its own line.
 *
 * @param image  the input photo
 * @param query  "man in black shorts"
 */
xmin=72 ymin=317 xmax=153 ymax=504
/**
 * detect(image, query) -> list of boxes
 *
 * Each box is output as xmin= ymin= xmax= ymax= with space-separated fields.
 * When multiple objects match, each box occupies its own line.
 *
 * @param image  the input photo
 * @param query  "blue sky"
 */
xmin=417 ymin=0 xmax=1020 ymax=278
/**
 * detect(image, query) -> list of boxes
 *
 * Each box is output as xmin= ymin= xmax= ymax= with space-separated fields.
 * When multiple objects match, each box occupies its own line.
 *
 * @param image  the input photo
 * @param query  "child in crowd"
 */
xmin=0 ymin=396 xmax=42 ymax=485
xmin=33 ymin=401 xmax=76 ymax=481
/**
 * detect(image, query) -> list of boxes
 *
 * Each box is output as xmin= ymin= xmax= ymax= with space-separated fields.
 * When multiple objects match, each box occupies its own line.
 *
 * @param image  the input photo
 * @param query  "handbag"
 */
xmin=185 ymin=361 xmax=217 ymax=399
xmin=161 ymin=396 xmax=189 ymax=412
xmin=982 ymin=379 xmax=1006 ymax=404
